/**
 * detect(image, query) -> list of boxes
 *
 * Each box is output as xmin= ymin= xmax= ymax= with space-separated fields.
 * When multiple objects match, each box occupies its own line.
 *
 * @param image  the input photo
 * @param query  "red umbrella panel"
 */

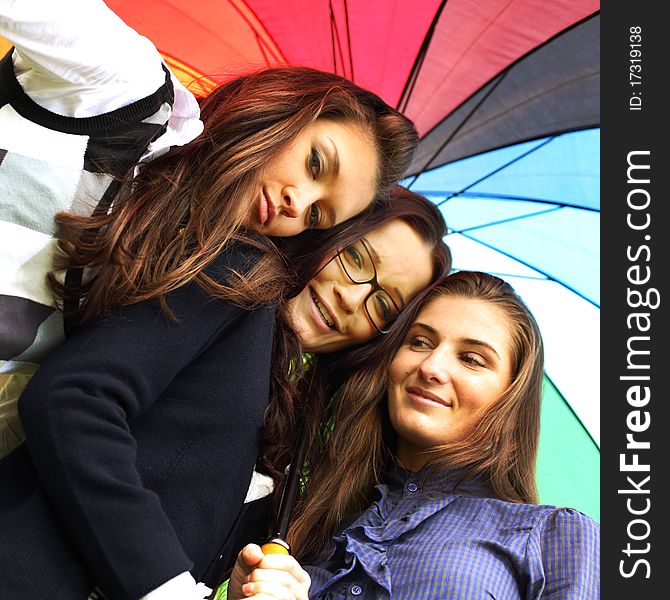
xmin=106 ymin=0 xmax=599 ymax=142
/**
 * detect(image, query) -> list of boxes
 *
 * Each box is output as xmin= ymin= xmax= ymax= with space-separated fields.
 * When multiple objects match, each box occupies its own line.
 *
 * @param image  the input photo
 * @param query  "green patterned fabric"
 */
xmin=214 ymin=579 xmax=228 ymax=599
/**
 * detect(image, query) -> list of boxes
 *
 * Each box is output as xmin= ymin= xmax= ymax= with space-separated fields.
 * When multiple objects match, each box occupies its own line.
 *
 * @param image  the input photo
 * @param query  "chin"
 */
xmin=300 ymin=334 xmax=319 ymax=353
xmin=266 ymin=221 xmax=299 ymax=237
xmin=306 ymin=335 xmax=354 ymax=355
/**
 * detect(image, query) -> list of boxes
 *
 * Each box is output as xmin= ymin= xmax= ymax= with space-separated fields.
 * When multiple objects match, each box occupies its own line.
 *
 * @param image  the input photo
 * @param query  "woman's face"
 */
xmin=387 ymin=295 xmax=514 ymax=471
xmin=247 ymin=118 xmax=379 ymax=236
xmin=288 ymin=219 xmax=434 ymax=353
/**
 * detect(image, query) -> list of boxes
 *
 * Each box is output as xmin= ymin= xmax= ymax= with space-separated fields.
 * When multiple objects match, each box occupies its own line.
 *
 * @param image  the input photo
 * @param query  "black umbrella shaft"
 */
xmin=273 ymin=426 xmax=310 ymax=539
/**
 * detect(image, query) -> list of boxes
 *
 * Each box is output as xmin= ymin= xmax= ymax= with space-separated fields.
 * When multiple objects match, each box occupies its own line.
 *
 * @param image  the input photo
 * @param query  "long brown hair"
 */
xmin=258 ymin=186 xmax=451 ymax=485
xmin=288 ymin=271 xmax=544 ymax=561
xmin=52 ymin=67 xmax=418 ymax=323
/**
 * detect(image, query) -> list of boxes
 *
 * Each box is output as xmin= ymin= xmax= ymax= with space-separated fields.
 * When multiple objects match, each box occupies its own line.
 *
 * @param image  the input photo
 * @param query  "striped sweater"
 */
xmin=0 ymin=2 xmax=202 ymax=457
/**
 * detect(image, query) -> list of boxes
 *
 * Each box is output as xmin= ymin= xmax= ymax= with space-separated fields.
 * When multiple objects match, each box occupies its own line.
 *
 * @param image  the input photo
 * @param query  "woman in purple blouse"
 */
xmin=229 ymin=271 xmax=600 ymax=600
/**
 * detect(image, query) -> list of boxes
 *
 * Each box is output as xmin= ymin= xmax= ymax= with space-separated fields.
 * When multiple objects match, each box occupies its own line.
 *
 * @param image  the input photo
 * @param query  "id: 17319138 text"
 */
xmin=629 ymin=26 xmax=642 ymax=111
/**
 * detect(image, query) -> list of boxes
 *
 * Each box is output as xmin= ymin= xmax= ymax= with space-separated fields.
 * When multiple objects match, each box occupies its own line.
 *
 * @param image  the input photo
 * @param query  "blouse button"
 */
xmin=351 ymin=585 xmax=363 ymax=596
xmin=406 ymin=482 xmax=418 ymax=493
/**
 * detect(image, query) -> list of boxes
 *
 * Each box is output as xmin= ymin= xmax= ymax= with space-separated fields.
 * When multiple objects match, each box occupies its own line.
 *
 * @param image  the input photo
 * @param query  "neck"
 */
xmin=395 ymin=438 xmax=430 ymax=472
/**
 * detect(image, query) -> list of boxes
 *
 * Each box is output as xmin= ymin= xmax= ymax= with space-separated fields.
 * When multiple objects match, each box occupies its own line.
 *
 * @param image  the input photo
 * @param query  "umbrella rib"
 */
xmin=254 ymin=32 xmax=271 ymax=67
xmin=343 ymin=0 xmax=355 ymax=81
xmin=449 ymin=205 xmax=564 ymax=233
xmin=455 ymin=230 xmax=599 ymax=308
xmin=396 ymin=0 xmax=449 ymax=113
xmin=473 ymin=271 xmax=546 ymax=282
xmin=543 ymin=374 xmax=600 ymax=450
xmin=329 ymin=2 xmax=337 ymax=74
xmin=425 ymin=190 xmax=599 ymax=212
xmin=398 ymin=39 xmax=430 ymax=115
xmin=227 ymin=0 xmax=288 ymax=64
xmin=406 ymin=72 xmax=509 ymax=188
xmin=329 ymin=1 xmax=350 ymax=79
xmin=433 ymin=137 xmax=556 ymax=203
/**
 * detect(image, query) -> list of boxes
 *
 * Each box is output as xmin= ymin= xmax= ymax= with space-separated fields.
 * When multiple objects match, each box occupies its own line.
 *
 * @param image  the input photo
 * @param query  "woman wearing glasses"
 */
xmin=289 ymin=220 xmax=423 ymax=348
xmin=0 ymin=188 xmax=450 ymax=600
xmin=229 ymin=272 xmax=600 ymax=600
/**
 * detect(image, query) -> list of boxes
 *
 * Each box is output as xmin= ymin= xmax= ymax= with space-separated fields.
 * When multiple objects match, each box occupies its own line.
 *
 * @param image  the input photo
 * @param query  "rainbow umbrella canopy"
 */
xmin=100 ymin=0 xmax=599 ymax=520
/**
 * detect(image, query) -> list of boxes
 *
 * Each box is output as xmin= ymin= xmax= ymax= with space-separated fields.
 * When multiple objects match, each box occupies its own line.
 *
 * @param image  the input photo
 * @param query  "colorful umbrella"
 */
xmin=104 ymin=0 xmax=600 ymax=520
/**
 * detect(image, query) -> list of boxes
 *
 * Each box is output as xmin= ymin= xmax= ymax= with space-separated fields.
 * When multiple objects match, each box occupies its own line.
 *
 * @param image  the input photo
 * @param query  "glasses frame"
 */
xmin=335 ymin=239 xmax=401 ymax=334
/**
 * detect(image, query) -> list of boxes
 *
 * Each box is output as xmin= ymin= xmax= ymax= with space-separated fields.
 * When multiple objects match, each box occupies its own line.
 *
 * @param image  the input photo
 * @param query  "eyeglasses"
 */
xmin=335 ymin=239 xmax=401 ymax=334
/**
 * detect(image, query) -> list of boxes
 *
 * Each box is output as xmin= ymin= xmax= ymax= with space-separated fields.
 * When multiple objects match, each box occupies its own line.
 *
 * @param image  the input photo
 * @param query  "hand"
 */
xmin=227 ymin=543 xmax=311 ymax=600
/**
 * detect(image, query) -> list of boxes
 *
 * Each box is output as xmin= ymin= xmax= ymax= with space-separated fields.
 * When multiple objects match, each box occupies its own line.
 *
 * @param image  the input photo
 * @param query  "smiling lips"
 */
xmin=406 ymin=386 xmax=451 ymax=408
xmin=310 ymin=288 xmax=337 ymax=331
xmin=259 ymin=188 xmax=277 ymax=226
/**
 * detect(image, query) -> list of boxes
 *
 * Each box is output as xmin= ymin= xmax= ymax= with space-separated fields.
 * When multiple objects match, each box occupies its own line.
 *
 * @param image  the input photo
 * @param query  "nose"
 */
xmin=280 ymin=185 xmax=317 ymax=219
xmin=417 ymin=351 xmax=450 ymax=385
xmin=335 ymin=281 xmax=373 ymax=315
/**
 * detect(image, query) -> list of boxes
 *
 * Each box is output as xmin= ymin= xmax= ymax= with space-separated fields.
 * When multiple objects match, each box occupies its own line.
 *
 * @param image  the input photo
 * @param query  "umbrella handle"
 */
xmin=261 ymin=537 xmax=291 ymax=555
xmin=262 ymin=425 xmax=310 ymax=558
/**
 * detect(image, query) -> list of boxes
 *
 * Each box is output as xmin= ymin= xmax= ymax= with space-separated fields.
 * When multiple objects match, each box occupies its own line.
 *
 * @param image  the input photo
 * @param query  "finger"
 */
xmin=244 ymin=595 xmax=295 ymax=600
xmin=248 ymin=568 xmax=299 ymax=588
xmin=241 ymin=580 xmax=293 ymax=600
xmin=257 ymin=555 xmax=311 ymax=587
xmin=238 ymin=543 xmax=265 ymax=571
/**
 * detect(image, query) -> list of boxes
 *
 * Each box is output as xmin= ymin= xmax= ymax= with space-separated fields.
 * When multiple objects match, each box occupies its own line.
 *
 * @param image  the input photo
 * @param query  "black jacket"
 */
xmin=0 ymin=243 xmax=275 ymax=599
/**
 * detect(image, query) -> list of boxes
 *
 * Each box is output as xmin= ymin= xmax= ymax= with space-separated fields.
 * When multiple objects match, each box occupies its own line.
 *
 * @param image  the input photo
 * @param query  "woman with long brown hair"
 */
xmin=0 ymin=187 xmax=449 ymax=600
xmin=0 ymin=0 xmax=417 ymax=457
xmin=230 ymin=272 xmax=600 ymax=600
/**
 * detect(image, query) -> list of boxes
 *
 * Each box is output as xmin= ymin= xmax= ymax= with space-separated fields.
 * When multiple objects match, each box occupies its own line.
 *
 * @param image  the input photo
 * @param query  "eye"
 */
xmin=308 ymin=203 xmax=322 ymax=229
xmin=373 ymin=293 xmax=392 ymax=321
xmin=408 ymin=335 xmax=432 ymax=350
xmin=309 ymin=148 xmax=322 ymax=178
xmin=461 ymin=353 xmax=486 ymax=368
xmin=344 ymin=246 xmax=363 ymax=269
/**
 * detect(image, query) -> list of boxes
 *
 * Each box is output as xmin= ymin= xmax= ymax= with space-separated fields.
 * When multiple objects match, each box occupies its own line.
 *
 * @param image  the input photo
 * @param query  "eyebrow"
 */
xmin=365 ymin=239 xmax=406 ymax=308
xmin=411 ymin=322 xmax=438 ymax=335
xmin=462 ymin=337 xmax=501 ymax=359
xmin=325 ymin=137 xmax=340 ymax=176
xmin=321 ymin=204 xmax=336 ymax=228
xmin=322 ymin=138 xmax=340 ymax=227
xmin=410 ymin=323 xmax=501 ymax=359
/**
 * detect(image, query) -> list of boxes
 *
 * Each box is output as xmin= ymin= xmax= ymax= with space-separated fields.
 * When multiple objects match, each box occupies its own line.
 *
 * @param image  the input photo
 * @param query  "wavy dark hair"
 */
xmin=287 ymin=271 xmax=544 ymax=561
xmin=51 ymin=66 xmax=418 ymax=324
xmin=258 ymin=186 xmax=451 ymax=495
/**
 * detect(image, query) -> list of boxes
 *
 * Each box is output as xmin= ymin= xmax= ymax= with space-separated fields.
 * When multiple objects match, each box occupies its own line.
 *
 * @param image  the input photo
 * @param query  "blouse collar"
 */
xmin=384 ymin=459 xmax=493 ymax=499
